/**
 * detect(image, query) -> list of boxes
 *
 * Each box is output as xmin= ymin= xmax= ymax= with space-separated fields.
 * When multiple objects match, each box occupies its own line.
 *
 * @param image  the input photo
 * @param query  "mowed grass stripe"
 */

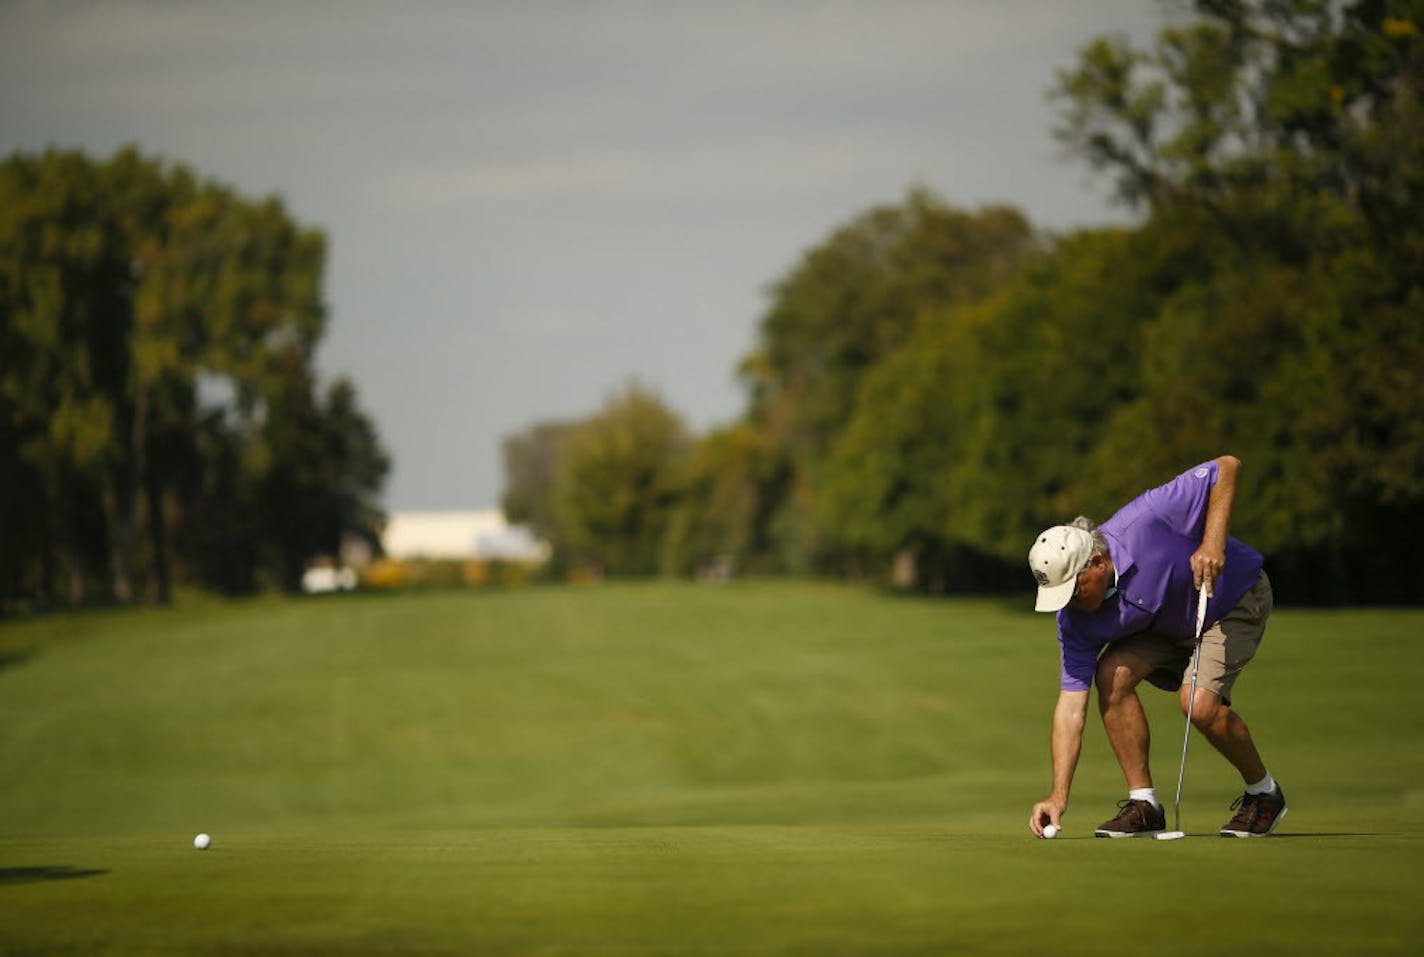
xmin=2 ymin=583 xmax=1422 ymax=955
xmin=2 ymin=584 xmax=1041 ymax=836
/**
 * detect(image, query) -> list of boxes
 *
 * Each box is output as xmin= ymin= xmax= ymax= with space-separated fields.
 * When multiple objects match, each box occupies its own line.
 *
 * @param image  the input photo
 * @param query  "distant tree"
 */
xmin=0 ymin=146 xmax=388 ymax=610
xmin=491 ymin=2 xmax=1422 ymax=602
xmin=253 ymin=353 xmax=389 ymax=592
xmin=819 ymin=225 xmax=1172 ymax=590
xmin=739 ymin=190 xmax=1041 ymax=572
xmin=0 ymin=150 xmax=132 ymax=605
xmin=1054 ymin=1 xmax=1423 ymax=249
xmin=1053 ymin=0 xmax=1423 ymax=600
xmin=659 ymin=422 xmax=775 ymax=577
xmin=174 ymin=408 xmax=261 ymax=595
xmin=555 ymin=384 xmax=690 ymax=576
xmin=501 ymin=420 xmax=578 ymax=572
xmin=745 ymin=191 xmax=1038 ymax=469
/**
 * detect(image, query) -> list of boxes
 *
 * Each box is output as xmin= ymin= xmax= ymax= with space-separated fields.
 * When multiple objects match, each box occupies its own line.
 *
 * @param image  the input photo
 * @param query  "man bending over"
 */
xmin=1026 ymin=456 xmax=1286 ymax=838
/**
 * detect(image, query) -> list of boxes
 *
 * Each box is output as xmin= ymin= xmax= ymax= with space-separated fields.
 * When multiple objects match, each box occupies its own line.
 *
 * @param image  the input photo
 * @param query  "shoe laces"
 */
xmin=1231 ymin=789 xmax=1270 ymax=810
xmin=1113 ymin=798 xmax=1149 ymax=822
xmin=1228 ymin=792 xmax=1260 ymax=822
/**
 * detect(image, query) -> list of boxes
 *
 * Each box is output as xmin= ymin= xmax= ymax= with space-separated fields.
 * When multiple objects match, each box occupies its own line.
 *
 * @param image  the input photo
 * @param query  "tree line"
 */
xmin=502 ymin=1 xmax=1423 ymax=603
xmin=1 ymin=148 xmax=388 ymax=612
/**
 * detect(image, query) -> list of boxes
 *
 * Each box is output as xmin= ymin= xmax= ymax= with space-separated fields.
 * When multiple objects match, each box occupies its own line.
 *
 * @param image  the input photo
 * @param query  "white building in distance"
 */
xmin=381 ymin=510 xmax=549 ymax=563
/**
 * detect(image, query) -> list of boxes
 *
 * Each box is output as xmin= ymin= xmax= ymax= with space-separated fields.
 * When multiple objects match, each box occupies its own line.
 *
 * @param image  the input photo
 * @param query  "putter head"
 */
xmin=1154 ymin=830 xmax=1187 ymax=841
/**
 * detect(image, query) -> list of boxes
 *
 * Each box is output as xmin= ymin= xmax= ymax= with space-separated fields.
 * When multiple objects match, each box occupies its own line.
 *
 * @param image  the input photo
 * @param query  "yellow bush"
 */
xmin=361 ymin=560 xmax=409 ymax=589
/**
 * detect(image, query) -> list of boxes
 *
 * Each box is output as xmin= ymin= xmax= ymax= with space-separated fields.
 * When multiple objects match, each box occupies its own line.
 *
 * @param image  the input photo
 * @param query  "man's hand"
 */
xmin=1029 ymin=798 xmax=1066 ymax=837
xmin=1190 ymin=543 xmax=1225 ymax=595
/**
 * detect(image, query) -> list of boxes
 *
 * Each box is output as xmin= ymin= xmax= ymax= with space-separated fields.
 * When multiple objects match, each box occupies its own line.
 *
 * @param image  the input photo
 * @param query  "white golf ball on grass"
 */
xmin=193 ymin=833 xmax=211 ymax=850
xmin=1042 ymin=824 xmax=1059 ymax=839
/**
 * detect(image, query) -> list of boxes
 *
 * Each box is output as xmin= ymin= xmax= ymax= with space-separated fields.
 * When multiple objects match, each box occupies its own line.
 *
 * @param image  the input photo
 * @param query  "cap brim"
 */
xmin=1035 ymin=579 xmax=1075 ymax=613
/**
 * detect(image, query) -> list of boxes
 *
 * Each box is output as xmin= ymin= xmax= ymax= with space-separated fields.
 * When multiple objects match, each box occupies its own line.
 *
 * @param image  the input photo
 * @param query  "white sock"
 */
xmin=1129 ymin=787 xmax=1161 ymax=809
xmin=1246 ymin=773 xmax=1276 ymax=795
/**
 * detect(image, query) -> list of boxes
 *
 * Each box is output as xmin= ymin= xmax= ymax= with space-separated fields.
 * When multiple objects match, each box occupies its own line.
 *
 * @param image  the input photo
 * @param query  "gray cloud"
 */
xmin=2 ymin=0 xmax=1173 ymax=509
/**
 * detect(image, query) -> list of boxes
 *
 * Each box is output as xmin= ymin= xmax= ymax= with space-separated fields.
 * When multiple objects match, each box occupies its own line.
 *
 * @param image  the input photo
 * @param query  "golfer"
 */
xmin=1026 ymin=456 xmax=1287 ymax=838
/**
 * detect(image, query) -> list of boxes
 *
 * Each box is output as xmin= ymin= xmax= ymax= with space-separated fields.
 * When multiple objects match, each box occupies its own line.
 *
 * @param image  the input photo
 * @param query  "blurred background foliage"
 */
xmin=5 ymin=1 xmax=1419 ymax=611
xmin=504 ymin=1 xmax=1423 ymax=603
xmin=1 ymin=148 xmax=389 ymax=610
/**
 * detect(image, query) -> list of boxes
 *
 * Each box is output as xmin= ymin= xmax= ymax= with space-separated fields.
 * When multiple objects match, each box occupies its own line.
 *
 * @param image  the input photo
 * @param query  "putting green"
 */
xmin=2 ymin=583 xmax=1421 ymax=955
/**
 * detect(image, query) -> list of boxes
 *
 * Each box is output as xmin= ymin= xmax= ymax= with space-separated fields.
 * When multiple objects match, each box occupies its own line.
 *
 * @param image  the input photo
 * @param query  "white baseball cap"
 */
xmin=1028 ymin=525 xmax=1095 ymax=612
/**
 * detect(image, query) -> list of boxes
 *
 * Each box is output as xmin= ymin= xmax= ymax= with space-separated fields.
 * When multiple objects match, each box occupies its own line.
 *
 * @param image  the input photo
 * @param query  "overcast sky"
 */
xmin=1 ymin=1 xmax=1176 ymax=510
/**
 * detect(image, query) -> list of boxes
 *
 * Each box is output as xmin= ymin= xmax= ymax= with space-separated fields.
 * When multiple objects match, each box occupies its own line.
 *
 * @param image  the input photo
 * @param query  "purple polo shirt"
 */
xmin=1057 ymin=460 xmax=1265 ymax=692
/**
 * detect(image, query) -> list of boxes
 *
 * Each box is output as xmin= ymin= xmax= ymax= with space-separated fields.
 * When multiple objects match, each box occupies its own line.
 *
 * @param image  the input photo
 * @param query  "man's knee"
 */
xmin=1183 ymin=686 xmax=1225 ymax=729
xmin=1096 ymin=651 xmax=1149 ymax=704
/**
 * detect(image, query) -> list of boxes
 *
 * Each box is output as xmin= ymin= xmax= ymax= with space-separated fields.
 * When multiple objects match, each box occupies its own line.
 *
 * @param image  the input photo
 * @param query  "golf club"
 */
xmin=1155 ymin=586 xmax=1211 ymax=841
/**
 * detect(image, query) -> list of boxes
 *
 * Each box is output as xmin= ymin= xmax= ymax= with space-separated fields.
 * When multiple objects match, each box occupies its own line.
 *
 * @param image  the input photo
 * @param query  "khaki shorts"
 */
xmin=1111 ymin=571 xmax=1273 ymax=706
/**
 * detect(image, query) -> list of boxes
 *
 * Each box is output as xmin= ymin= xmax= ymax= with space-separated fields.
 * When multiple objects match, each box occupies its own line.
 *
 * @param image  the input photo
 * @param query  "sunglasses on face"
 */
xmin=1070 ymin=556 xmax=1096 ymax=600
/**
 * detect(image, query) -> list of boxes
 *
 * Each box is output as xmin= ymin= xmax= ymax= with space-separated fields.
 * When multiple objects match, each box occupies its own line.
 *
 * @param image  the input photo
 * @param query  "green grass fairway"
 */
xmin=2 ymin=582 xmax=1422 ymax=955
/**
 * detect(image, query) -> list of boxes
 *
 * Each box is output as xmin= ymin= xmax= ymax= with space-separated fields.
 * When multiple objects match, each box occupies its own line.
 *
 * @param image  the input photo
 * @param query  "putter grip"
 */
xmin=1195 ymin=587 xmax=1209 ymax=637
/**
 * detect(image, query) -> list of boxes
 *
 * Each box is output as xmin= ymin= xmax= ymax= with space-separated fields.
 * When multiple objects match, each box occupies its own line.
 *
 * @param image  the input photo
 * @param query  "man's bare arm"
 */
xmin=1193 ymin=454 xmax=1240 ymax=594
xmin=1029 ymin=689 xmax=1089 ymax=835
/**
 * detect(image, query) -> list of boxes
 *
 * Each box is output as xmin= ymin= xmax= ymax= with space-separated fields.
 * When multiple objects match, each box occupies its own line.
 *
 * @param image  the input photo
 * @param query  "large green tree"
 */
xmin=501 ymin=420 xmax=579 ymax=574
xmin=1052 ymin=0 xmax=1423 ymax=599
xmin=659 ymin=421 xmax=778 ymax=578
xmin=252 ymin=353 xmax=389 ymax=593
xmin=738 ymin=191 xmax=1041 ymax=572
xmin=554 ymin=384 xmax=690 ymax=576
xmin=494 ymin=2 xmax=1421 ymax=602
xmin=0 ymin=147 xmax=388 ymax=610
xmin=1 ymin=150 xmax=132 ymax=604
xmin=818 ymin=222 xmax=1195 ymax=591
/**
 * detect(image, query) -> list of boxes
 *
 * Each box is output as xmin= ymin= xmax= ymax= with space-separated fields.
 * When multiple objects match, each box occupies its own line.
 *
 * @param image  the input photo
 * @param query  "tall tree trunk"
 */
xmin=66 ymin=556 xmax=86 ymax=605
xmin=101 ymin=476 xmax=133 ymax=604
xmin=113 ymin=382 xmax=150 ymax=604
xmin=37 ymin=503 xmax=55 ymax=609
xmin=146 ymin=470 xmax=171 ymax=604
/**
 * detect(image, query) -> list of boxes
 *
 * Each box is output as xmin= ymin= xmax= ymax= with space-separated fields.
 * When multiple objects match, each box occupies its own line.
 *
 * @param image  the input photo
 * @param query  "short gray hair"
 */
xmin=1070 ymin=516 xmax=1110 ymax=558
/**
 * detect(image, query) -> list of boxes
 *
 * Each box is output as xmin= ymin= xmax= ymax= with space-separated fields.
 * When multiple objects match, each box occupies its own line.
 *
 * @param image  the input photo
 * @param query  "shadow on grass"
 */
xmin=0 ymin=648 xmax=37 ymax=672
xmin=0 ymin=866 xmax=109 ymax=885
xmin=1268 ymin=832 xmax=1390 ymax=839
xmin=1049 ymin=832 xmax=1387 ymax=841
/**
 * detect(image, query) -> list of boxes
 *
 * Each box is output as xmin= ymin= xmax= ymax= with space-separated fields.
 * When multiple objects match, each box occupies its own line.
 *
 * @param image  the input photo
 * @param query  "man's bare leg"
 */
xmin=1096 ymin=649 xmax=1157 ymax=790
xmin=1181 ymin=685 xmax=1268 ymax=785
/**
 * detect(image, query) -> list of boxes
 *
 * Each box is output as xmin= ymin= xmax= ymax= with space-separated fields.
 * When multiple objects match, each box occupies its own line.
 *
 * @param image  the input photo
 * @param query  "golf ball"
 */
xmin=1042 ymin=824 xmax=1059 ymax=839
xmin=193 ymin=833 xmax=211 ymax=850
